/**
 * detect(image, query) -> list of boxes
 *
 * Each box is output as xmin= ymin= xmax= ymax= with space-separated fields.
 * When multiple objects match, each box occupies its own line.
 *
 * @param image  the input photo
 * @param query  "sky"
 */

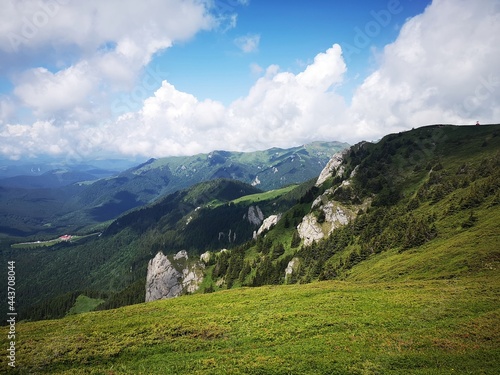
xmin=0 ymin=0 xmax=499 ymax=161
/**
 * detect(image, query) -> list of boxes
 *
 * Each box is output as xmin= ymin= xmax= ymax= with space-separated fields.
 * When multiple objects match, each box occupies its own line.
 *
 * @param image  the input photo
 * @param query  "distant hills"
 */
xmin=0 ymin=141 xmax=348 ymax=238
xmin=2 ymin=124 xmax=498 ymax=374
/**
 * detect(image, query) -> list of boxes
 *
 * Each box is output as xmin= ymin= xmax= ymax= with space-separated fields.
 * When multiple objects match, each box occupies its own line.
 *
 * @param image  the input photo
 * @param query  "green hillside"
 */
xmin=2 ymin=278 xmax=498 ymax=374
xmin=1 ymin=125 xmax=499 ymax=374
xmin=203 ymin=125 xmax=500 ymax=290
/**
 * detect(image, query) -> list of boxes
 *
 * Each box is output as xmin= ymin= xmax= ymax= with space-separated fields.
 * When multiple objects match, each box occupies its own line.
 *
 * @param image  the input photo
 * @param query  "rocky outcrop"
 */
xmin=323 ymin=202 xmax=350 ymax=226
xmin=285 ymin=257 xmax=300 ymax=283
xmin=145 ymin=250 xmax=204 ymax=302
xmin=297 ymin=214 xmax=324 ymax=246
xmin=256 ymin=214 xmax=282 ymax=236
xmin=316 ymin=149 xmax=348 ymax=186
xmin=200 ymin=251 xmax=212 ymax=264
xmin=247 ymin=205 xmax=264 ymax=225
xmin=297 ymin=147 xmax=370 ymax=246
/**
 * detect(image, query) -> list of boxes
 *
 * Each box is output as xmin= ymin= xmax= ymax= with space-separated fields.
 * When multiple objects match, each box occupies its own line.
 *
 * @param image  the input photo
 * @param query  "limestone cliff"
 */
xmin=247 ymin=205 xmax=264 ymax=225
xmin=315 ymin=149 xmax=349 ymax=187
xmin=145 ymin=250 xmax=204 ymax=302
xmin=256 ymin=214 xmax=282 ymax=236
xmin=297 ymin=214 xmax=324 ymax=246
xmin=297 ymin=147 xmax=370 ymax=246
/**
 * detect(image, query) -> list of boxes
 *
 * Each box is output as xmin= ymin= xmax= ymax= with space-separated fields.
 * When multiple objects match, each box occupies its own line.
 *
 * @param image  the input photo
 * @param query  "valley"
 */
xmin=0 ymin=124 xmax=499 ymax=374
xmin=0 ymin=141 xmax=346 ymax=239
xmin=10 ymin=232 xmax=101 ymax=249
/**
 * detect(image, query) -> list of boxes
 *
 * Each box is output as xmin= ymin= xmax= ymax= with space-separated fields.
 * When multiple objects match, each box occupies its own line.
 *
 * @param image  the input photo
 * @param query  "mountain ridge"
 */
xmin=5 ymin=124 xmax=498 ymax=321
xmin=0 ymin=141 xmax=347 ymax=239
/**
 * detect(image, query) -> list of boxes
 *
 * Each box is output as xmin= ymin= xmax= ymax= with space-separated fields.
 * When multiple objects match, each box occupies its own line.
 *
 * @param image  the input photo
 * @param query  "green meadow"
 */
xmin=2 ymin=275 xmax=498 ymax=374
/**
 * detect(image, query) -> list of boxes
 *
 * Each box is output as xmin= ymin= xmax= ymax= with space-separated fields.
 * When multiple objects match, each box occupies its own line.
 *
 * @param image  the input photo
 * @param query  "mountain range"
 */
xmin=0 ymin=141 xmax=347 ymax=238
xmin=0 ymin=125 xmax=499 ymax=374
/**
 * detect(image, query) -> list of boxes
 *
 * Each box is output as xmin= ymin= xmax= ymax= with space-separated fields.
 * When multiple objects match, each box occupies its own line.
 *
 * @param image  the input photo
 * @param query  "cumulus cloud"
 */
xmin=0 ymin=0 xmax=218 ymax=158
xmin=99 ymin=44 xmax=348 ymax=157
xmin=348 ymin=0 xmax=500 ymax=139
xmin=0 ymin=0 xmax=212 ymax=54
xmin=0 ymin=0 xmax=499 ymax=160
xmin=1 ymin=0 xmax=215 ymax=121
xmin=13 ymin=63 xmax=96 ymax=116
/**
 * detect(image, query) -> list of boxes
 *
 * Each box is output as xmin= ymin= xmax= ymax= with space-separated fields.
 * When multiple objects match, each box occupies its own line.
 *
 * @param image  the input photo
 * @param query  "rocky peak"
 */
xmin=145 ymin=250 xmax=204 ymax=302
xmin=315 ymin=149 xmax=349 ymax=187
xmin=256 ymin=214 xmax=282 ymax=236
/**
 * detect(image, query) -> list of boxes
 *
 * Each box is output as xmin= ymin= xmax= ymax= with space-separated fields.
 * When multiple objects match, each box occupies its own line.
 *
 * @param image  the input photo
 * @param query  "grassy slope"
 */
xmin=2 ymin=277 xmax=498 ymax=374
xmin=2 ymin=126 xmax=499 ymax=373
xmin=3 ymin=197 xmax=498 ymax=373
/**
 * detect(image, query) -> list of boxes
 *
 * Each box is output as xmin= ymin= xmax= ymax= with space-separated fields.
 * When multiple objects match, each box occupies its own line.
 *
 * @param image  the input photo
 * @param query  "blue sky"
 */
xmin=150 ymin=1 xmax=431 ymax=105
xmin=0 ymin=0 xmax=499 ymax=160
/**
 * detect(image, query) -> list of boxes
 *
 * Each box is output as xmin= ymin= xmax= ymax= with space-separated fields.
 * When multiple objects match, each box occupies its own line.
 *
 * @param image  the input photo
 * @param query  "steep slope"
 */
xmin=206 ymin=124 xmax=500 ymax=289
xmin=6 ymin=179 xmax=303 ymax=321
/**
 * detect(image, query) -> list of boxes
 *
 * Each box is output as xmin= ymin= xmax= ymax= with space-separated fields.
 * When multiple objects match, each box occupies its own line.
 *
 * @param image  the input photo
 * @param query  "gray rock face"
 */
xmin=315 ymin=149 xmax=348 ymax=187
xmin=256 ymin=214 xmax=282 ymax=236
xmin=285 ymin=257 xmax=300 ymax=283
xmin=145 ymin=250 xmax=204 ymax=302
xmin=247 ymin=205 xmax=264 ymax=225
xmin=297 ymin=214 xmax=324 ymax=246
xmin=298 ymin=148 xmax=369 ymax=246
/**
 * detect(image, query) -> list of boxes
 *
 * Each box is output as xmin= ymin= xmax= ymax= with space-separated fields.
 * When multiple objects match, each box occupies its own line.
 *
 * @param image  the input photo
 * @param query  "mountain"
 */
xmin=1 ymin=124 xmax=498 ymax=374
xmin=72 ymin=141 xmax=347 ymax=220
xmin=0 ymin=158 xmax=137 ymax=181
xmin=6 ymin=124 xmax=499 ymax=321
xmin=0 ymin=141 xmax=347 ymax=238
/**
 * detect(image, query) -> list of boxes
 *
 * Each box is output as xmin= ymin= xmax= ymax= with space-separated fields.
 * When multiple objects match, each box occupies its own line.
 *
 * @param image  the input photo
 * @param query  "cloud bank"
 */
xmin=0 ymin=0 xmax=499 ymax=160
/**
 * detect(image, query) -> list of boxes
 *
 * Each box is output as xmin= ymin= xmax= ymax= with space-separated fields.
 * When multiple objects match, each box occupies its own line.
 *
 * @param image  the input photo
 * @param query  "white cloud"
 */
xmin=1 ymin=0 xmax=499 ymax=160
xmin=234 ymin=34 xmax=260 ymax=53
xmin=348 ymin=0 xmax=500 ymax=139
xmin=13 ymin=63 xmax=97 ymax=116
xmin=0 ymin=97 xmax=16 ymax=125
xmin=105 ymin=44 xmax=348 ymax=156
xmin=250 ymin=63 xmax=264 ymax=76
xmin=0 ymin=0 xmax=212 ymax=54
xmin=2 ymin=0 xmax=215 ymax=116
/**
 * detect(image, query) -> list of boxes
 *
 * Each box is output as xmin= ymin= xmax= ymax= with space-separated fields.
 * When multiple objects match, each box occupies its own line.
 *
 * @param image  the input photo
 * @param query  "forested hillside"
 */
xmin=1 ymin=125 xmax=499 ymax=374
xmin=207 ymin=124 xmax=500 ymax=289
xmin=2 ymin=125 xmax=498 ymax=324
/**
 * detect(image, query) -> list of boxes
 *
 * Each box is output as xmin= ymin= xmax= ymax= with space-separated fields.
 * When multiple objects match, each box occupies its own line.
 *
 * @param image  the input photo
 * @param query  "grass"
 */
xmin=2 ymin=276 xmax=498 ymax=374
xmin=10 ymin=232 xmax=101 ymax=249
xmin=231 ymin=185 xmax=298 ymax=205
xmin=66 ymin=295 xmax=105 ymax=316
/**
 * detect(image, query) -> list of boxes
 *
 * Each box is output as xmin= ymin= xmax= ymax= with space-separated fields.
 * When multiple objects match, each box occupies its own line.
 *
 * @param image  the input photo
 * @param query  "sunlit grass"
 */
xmin=3 ymin=276 xmax=498 ymax=374
xmin=231 ymin=185 xmax=298 ymax=205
